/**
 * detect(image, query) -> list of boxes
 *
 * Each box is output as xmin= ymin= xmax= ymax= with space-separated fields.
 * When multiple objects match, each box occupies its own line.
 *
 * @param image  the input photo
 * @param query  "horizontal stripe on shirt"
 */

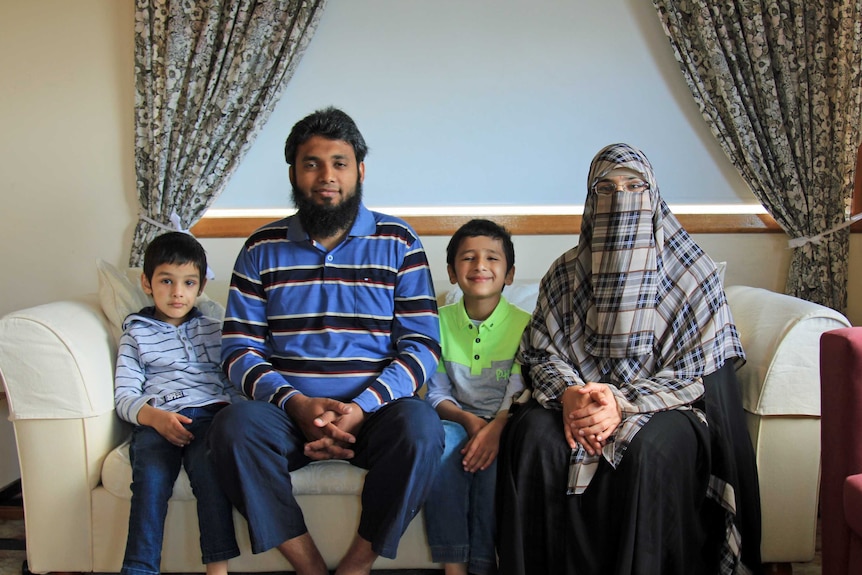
xmin=221 ymin=204 xmax=440 ymax=412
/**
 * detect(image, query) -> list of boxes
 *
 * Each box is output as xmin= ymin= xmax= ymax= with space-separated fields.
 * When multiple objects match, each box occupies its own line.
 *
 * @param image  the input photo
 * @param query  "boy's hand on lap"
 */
xmin=137 ymin=404 xmax=194 ymax=446
xmin=462 ymin=412 xmax=487 ymax=438
xmin=461 ymin=417 xmax=504 ymax=473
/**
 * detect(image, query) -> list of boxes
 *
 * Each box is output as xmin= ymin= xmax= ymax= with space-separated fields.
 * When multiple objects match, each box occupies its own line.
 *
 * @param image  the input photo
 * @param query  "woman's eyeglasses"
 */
xmin=593 ymin=181 xmax=650 ymax=194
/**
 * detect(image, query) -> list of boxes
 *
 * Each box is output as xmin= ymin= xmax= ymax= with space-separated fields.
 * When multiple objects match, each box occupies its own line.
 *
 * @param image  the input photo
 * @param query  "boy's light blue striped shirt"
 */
xmin=114 ymin=307 xmax=240 ymax=424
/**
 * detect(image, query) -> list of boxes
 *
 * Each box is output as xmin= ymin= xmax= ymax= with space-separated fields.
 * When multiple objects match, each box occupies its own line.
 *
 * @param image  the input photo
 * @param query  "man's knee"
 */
xmin=385 ymin=398 xmax=444 ymax=457
xmin=350 ymin=399 xmax=441 ymax=476
xmin=209 ymin=400 xmax=276 ymax=450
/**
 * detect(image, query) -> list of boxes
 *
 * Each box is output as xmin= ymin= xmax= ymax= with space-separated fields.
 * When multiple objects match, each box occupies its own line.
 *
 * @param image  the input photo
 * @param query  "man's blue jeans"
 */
xmin=424 ymin=420 xmax=498 ymax=575
xmin=121 ymin=405 xmax=239 ymax=575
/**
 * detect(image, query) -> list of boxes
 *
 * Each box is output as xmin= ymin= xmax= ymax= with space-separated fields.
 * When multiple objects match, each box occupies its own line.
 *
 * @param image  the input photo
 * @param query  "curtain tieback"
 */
xmin=139 ymin=212 xmax=189 ymax=234
xmin=788 ymin=212 xmax=862 ymax=249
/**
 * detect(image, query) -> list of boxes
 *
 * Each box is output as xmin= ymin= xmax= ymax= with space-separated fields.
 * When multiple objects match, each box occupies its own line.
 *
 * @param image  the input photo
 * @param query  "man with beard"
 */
xmin=208 ymin=107 xmax=444 ymax=575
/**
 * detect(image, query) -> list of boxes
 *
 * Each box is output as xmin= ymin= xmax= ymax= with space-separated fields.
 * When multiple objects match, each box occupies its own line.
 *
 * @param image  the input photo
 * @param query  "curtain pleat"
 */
xmin=653 ymin=0 xmax=862 ymax=311
xmin=131 ymin=0 xmax=327 ymax=267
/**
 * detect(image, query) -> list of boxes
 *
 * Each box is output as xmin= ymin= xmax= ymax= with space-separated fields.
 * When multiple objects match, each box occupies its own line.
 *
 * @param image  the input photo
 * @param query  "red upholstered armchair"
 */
xmin=820 ymin=327 xmax=862 ymax=575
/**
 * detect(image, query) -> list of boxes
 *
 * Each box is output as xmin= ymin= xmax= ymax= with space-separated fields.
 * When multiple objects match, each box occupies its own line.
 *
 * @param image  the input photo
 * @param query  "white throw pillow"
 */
xmin=121 ymin=266 xmax=225 ymax=322
xmin=441 ymin=261 xmax=726 ymax=316
xmin=96 ymin=259 xmax=152 ymax=343
xmin=444 ymin=281 xmax=541 ymax=314
xmin=96 ymin=259 xmax=225 ymax=343
xmin=716 ymin=260 xmax=727 ymax=285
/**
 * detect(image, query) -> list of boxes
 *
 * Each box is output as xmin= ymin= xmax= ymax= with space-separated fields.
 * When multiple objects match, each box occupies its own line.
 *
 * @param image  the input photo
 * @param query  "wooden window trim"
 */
xmin=190 ymin=212 xmax=862 ymax=238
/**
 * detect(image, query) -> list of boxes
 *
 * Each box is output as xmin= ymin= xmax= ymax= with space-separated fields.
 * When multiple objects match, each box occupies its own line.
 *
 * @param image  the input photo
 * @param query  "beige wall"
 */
xmin=1 ymin=1 xmax=860 ymax=326
xmin=0 ymin=1 xmax=136 ymax=318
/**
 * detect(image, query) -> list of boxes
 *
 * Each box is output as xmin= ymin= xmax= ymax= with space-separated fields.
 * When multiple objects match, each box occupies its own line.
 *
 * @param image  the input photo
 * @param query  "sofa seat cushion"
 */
xmin=101 ymin=440 xmax=366 ymax=501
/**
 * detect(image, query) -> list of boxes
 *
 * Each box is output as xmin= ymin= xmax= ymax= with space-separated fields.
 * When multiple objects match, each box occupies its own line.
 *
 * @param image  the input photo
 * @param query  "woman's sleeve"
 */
xmin=518 ymin=271 xmax=585 ymax=406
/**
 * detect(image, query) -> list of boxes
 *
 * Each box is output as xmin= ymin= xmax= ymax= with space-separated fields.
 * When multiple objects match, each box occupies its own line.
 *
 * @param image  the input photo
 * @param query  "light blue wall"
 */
xmin=214 ymin=0 xmax=756 ymax=210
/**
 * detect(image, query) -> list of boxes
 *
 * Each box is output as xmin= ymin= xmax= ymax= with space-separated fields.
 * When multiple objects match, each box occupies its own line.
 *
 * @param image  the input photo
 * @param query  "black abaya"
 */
xmin=496 ymin=362 xmax=761 ymax=575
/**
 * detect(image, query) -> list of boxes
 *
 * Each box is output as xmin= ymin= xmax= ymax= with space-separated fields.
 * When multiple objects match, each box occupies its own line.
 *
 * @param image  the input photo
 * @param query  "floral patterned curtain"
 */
xmin=653 ymin=0 xmax=862 ymax=311
xmin=131 ymin=0 xmax=326 ymax=267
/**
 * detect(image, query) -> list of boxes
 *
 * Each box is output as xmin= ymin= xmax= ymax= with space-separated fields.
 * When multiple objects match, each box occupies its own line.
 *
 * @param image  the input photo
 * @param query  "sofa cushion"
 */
xmin=96 ymin=259 xmax=152 ymax=343
xmin=444 ymin=282 xmax=540 ymax=314
xmin=96 ymin=259 xmax=227 ymax=343
xmin=101 ymin=440 xmax=367 ymax=500
xmin=440 ymin=263 xmax=725 ymax=317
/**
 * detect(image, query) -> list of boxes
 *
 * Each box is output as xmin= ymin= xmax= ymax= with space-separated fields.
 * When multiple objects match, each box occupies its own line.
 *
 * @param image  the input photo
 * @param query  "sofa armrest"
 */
xmin=0 ymin=295 xmax=118 ymax=419
xmin=725 ymin=285 xmax=850 ymax=416
xmin=0 ymin=296 xmax=129 ymax=573
xmin=845 ymin=474 xmax=862 ymax=538
xmin=821 ymin=327 xmax=862 ymax=574
xmin=822 ymin=327 xmax=862 ymax=475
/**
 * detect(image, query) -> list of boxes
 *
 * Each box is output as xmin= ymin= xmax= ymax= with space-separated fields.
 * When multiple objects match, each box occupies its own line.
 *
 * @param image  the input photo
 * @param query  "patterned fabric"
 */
xmin=653 ymin=0 xmax=862 ymax=312
xmin=585 ymin=172 xmax=658 ymax=359
xmin=519 ymin=143 xmax=744 ymax=490
xmin=520 ymin=143 xmax=751 ymax=573
xmin=221 ymin=204 xmax=441 ymax=413
xmin=131 ymin=0 xmax=326 ymax=266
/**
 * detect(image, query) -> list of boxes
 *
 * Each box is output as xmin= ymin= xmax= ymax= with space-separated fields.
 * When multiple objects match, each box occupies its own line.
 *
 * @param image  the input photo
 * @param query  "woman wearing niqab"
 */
xmin=496 ymin=143 xmax=761 ymax=575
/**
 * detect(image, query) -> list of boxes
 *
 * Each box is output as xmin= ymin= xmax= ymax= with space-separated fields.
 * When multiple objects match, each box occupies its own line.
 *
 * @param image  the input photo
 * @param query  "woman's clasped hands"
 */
xmin=561 ymin=383 xmax=622 ymax=456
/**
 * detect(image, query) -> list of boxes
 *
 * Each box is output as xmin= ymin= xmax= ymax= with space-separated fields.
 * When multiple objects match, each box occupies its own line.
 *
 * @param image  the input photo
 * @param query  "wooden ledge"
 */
xmin=191 ymin=213 xmax=797 ymax=238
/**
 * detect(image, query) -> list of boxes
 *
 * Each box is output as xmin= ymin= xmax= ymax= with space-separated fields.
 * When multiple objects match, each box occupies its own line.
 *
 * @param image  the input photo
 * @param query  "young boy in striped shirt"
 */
xmin=423 ymin=219 xmax=531 ymax=575
xmin=114 ymin=232 xmax=241 ymax=575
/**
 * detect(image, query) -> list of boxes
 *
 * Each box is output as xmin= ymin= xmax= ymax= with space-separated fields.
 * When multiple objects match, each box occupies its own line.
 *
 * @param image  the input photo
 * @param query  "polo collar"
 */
xmin=453 ymin=295 xmax=512 ymax=331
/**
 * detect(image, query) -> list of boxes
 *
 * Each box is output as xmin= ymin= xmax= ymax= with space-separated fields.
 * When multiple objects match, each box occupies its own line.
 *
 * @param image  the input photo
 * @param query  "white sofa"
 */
xmin=0 ymin=281 xmax=850 ymax=573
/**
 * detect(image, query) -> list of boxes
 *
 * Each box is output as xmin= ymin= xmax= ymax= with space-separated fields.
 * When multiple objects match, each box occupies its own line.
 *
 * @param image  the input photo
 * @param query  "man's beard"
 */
xmin=291 ymin=180 xmax=363 ymax=239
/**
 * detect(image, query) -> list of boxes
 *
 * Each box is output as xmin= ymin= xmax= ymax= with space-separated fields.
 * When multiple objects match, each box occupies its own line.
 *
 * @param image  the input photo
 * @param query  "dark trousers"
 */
xmin=208 ymin=396 xmax=444 ymax=559
xmin=497 ymin=400 xmax=710 ymax=575
xmin=496 ymin=363 xmax=762 ymax=575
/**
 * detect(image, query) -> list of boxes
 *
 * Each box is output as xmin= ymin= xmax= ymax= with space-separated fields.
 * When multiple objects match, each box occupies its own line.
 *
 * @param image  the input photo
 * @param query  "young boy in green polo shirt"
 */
xmin=423 ymin=218 xmax=531 ymax=575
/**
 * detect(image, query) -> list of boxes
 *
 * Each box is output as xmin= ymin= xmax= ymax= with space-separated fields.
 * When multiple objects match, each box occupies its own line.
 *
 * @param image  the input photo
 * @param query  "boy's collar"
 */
xmin=136 ymin=305 xmax=202 ymax=325
xmin=454 ymin=295 xmax=511 ymax=329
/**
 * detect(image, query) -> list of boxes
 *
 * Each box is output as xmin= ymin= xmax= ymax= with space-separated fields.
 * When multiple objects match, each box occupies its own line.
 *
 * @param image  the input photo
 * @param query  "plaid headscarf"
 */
xmin=519 ymin=143 xmax=745 ymax=491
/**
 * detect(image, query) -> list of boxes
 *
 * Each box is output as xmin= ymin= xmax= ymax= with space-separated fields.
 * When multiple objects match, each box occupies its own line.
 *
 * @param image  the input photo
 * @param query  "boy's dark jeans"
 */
xmin=121 ymin=405 xmax=239 ymax=575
